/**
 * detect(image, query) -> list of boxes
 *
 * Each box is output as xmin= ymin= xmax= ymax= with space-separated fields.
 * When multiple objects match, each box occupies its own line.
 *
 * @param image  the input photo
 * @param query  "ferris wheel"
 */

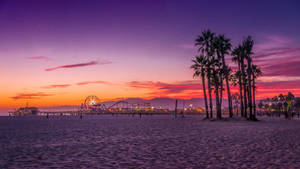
xmin=84 ymin=95 xmax=101 ymax=108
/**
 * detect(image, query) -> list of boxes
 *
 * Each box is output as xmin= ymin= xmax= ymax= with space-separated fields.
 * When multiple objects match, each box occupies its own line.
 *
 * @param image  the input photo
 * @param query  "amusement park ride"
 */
xmin=80 ymin=95 xmax=153 ymax=114
xmin=81 ymin=95 xmax=106 ymax=113
xmin=9 ymin=95 xmax=204 ymax=116
xmin=10 ymin=95 xmax=159 ymax=116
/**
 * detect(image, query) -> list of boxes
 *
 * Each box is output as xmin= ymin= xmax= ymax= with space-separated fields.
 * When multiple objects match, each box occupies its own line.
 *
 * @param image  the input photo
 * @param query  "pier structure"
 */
xmin=9 ymin=95 xmax=170 ymax=116
xmin=9 ymin=95 xmax=205 ymax=116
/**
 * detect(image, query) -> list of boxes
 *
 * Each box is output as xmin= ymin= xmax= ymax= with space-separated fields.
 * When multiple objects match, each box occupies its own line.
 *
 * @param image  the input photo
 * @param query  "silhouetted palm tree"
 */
xmin=232 ymin=45 xmax=245 ymax=117
xmin=243 ymin=36 xmax=255 ymax=120
xmin=251 ymin=64 xmax=262 ymax=117
xmin=232 ymin=93 xmax=240 ymax=115
xmin=214 ymin=34 xmax=233 ymax=117
xmin=240 ymin=50 xmax=248 ymax=117
xmin=193 ymin=30 xmax=261 ymax=120
xmin=233 ymin=43 xmax=248 ymax=118
xmin=195 ymin=30 xmax=215 ymax=118
xmin=191 ymin=55 xmax=209 ymax=118
xmin=211 ymin=57 xmax=222 ymax=119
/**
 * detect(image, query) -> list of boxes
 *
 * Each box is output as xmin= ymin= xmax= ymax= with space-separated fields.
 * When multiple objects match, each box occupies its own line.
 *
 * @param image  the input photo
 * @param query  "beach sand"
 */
xmin=1 ymin=115 xmax=300 ymax=168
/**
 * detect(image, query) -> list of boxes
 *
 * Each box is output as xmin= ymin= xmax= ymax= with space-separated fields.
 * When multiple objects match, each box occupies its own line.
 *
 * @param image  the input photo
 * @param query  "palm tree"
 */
xmin=232 ymin=93 xmax=240 ymax=115
xmin=287 ymin=92 xmax=295 ymax=101
xmin=278 ymin=94 xmax=285 ymax=114
xmin=294 ymin=98 xmax=300 ymax=114
xmin=243 ymin=36 xmax=254 ymax=120
xmin=233 ymin=42 xmax=248 ymax=118
xmin=241 ymin=49 xmax=248 ymax=118
xmin=211 ymin=57 xmax=222 ymax=119
xmin=287 ymin=92 xmax=295 ymax=118
xmin=206 ymin=61 xmax=214 ymax=118
xmin=195 ymin=30 xmax=215 ymax=118
xmin=214 ymin=34 xmax=233 ymax=117
xmin=232 ymin=45 xmax=244 ymax=117
xmin=191 ymin=55 xmax=209 ymax=118
xmin=251 ymin=64 xmax=262 ymax=117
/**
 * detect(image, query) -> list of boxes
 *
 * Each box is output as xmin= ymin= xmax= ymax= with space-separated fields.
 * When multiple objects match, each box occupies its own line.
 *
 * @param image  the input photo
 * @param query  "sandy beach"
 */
xmin=1 ymin=115 xmax=300 ymax=168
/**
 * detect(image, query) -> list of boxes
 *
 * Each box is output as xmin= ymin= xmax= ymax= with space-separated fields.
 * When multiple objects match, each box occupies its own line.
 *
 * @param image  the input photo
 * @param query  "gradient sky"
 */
xmin=1 ymin=0 xmax=300 ymax=110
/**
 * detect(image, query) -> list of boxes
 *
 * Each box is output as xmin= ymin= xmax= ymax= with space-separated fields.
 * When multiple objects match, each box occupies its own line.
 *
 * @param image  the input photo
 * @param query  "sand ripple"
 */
xmin=1 ymin=116 xmax=300 ymax=168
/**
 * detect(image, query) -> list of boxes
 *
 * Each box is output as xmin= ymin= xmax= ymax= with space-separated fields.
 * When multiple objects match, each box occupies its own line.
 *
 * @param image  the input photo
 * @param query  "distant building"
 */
xmin=10 ymin=107 xmax=39 ymax=116
xmin=195 ymin=107 xmax=204 ymax=113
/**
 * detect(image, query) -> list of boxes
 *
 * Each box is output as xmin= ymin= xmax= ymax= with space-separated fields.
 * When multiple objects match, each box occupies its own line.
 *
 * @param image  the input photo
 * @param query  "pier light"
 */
xmin=90 ymin=100 xmax=96 ymax=105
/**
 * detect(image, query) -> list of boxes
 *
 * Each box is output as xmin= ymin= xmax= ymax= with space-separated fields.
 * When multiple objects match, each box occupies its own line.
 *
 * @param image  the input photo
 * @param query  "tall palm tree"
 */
xmin=195 ymin=30 xmax=215 ymax=118
xmin=206 ymin=59 xmax=214 ymax=118
xmin=243 ymin=36 xmax=254 ymax=120
xmin=211 ymin=57 xmax=222 ymax=119
xmin=252 ymin=64 xmax=262 ymax=117
xmin=232 ymin=45 xmax=244 ymax=117
xmin=241 ymin=49 xmax=248 ymax=118
xmin=232 ymin=93 xmax=240 ymax=115
xmin=214 ymin=34 xmax=233 ymax=117
xmin=233 ymin=43 xmax=248 ymax=118
xmin=191 ymin=55 xmax=209 ymax=118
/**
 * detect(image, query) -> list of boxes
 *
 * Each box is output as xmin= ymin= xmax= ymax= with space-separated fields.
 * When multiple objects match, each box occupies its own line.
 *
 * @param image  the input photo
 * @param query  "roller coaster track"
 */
xmin=108 ymin=100 xmax=129 ymax=109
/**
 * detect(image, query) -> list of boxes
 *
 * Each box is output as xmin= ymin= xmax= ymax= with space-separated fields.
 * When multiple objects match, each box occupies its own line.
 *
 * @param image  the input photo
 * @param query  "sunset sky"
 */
xmin=1 ymin=0 xmax=300 ymax=111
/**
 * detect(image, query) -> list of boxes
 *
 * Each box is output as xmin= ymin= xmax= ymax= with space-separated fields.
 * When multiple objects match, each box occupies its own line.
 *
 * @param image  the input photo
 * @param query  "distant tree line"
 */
xmin=258 ymin=92 xmax=300 ymax=119
xmin=191 ymin=30 xmax=262 ymax=120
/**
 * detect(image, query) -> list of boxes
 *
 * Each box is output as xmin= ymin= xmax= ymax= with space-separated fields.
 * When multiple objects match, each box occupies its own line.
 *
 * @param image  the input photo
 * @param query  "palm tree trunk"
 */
xmin=214 ymin=72 xmax=222 ymax=119
xmin=207 ymin=70 xmax=213 ymax=118
xmin=241 ymin=59 xmax=248 ymax=118
xmin=247 ymin=59 xmax=253 ymax=119
xmin=201 ymin=73 xmax=209 ymax=118
xmin=252 ymin=76 xmax=256 ymax=118
xmin=216 ymin=86 xmax=222 ymax=119
xmin=219 ymin=75 xmax=223 ymax=108
xmin=225 ymin=75 xmax=233 ymax=117
xmin=238 ymin=62 xmax=244 ymax=117
xmin=222 ymin=56 xmax=233 ymax=117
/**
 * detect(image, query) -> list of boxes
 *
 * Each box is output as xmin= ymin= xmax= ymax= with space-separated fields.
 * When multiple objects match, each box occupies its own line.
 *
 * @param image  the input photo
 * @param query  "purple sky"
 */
xmin=1 ymin=0 xmax=299 ymax=52
xmin=0 ymin=0 xmax=300 ymax=111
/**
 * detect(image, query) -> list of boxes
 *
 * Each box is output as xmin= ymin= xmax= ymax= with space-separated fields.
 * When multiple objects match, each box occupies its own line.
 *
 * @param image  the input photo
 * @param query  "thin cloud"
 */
xmin=76 ymin=81 xmax=109 ymax=86
xmin=255 ymin=35 xmax=292 ymax=52
xmin=127 ymin=80 xmax=300 ymax=99
xmin=27 ymin=56 xmax=52 ymax=61
xmin=127 ymin=80 xmax=201 ymax=96
xmin=257 ymin=80 xmax=300 ymax=90
xmin=262 ymin=59 xmax=300 ymax=77
xmin=254 ymin=47 xmax=300 ymax=59
xmin=42 ymin=84 xmax=71 ymax=89
xmin=45 ymin=60 xmax=111 ymax=71
xmin=251 ymin=36 xmax=300 ymax=78
xmin=11 ymin=92 xmax=54 ymax=100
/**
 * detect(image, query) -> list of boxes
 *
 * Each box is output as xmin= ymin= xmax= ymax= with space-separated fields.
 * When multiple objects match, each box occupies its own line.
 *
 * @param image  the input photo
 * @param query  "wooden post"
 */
xmin=174 ymin=99 xmax=178 ymax=118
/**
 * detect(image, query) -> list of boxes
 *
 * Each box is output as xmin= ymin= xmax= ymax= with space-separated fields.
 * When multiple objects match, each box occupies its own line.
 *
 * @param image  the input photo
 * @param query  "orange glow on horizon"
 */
xmin=1 ymin=84 xmax=299 ymax=109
